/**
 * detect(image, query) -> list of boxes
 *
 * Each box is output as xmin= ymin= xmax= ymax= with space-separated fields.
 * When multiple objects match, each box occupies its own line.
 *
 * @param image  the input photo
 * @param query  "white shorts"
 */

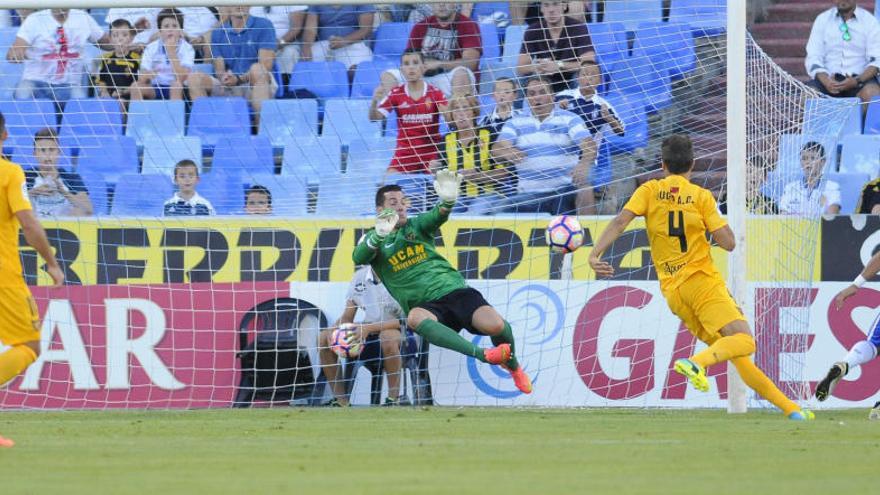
xmin=311 ymin=40 xmax=373 ymax=70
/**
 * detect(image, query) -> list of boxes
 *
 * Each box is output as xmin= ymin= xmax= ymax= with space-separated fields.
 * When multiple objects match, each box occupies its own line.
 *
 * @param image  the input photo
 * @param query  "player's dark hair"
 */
xmin=174 ymin=159 xmax=199 ymax=177
xmin=376 ymin=184 xmax=403 ymax=207
xmin=801 ymin=141 xmax=825 ymax=158
xmin=401 ymin=48 xmax=423 ymax=62
xmin=157 ymin=8 xmax=184 ymax=30
xmin=245 ymin=185 xmax=272 ymax=206
xmin=33 ymin=127 xmax=58 ymax=145
xmin=110 ymin=18 xmax=136 ymax=35
xmin=661 ymin=134 xmax=694 ymax=175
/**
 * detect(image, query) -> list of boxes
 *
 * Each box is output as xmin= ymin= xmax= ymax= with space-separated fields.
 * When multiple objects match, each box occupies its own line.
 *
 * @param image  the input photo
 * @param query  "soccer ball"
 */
xmin=330 ymin=324 xmax=363 ymax=359
xmin=546 ymin=215 xmax=584 ymax=254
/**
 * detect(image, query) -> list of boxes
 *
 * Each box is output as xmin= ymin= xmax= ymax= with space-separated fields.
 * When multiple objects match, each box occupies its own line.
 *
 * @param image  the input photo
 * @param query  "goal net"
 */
xmin=0 ymin=1 xmax=858 ymax=409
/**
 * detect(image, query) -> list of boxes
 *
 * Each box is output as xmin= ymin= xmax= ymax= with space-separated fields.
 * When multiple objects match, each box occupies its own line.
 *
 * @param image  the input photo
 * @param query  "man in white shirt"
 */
xmin=805 ymin=0 xmax=880 ymax=105
xmin=779 ymin=141 xmax=842 ymax=216
xmin=6 ymin=9 xmax=108 ymax=102
xmin=318 ymin=266 xmax=404 ymax=407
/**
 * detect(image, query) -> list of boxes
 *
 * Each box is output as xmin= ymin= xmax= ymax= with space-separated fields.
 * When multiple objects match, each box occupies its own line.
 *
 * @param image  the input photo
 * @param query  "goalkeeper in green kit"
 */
xmin=353 ymin=170 xmax=532 ymax=394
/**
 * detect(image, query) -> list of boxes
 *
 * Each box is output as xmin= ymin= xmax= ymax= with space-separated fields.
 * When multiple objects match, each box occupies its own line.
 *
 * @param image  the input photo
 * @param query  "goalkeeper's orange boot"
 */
xmin=484 ymin=344 xmax=511 ymax=365
xmin=502 ymin=364 xmax=533 ymax=394
xmin=0 ymin=434 xmax=14 ymax=448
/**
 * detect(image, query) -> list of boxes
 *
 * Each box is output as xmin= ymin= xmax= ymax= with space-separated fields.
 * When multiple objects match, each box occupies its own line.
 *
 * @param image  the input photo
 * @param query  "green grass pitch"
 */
xmin=0 ymin=408 xmax=875 ymax=494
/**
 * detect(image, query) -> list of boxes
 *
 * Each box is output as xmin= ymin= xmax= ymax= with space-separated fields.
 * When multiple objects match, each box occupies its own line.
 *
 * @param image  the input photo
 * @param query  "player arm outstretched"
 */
xmin=413 ymin=169 xmax=463 ymax=235
xmin=352 ymin=209 xmax=400 ymax=265
xmin=16 ymin=210 xmax=64 ymax=287
xmin=834 ymin=250 xmax=880 ymax=309
xmin=588 ymin=209 xmax=638 ymax=278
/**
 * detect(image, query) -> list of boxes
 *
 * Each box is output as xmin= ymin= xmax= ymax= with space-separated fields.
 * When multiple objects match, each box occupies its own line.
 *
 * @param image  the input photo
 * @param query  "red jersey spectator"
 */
xmin=403 ymin=2 xmax=481 ymax=96
xmin=370 ymin=49 xmax=448 ymax=174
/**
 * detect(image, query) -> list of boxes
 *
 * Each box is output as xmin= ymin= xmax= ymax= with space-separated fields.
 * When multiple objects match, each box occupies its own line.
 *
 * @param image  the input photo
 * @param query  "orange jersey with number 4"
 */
xmin=623 ymin=175 xmax=727 ymax=291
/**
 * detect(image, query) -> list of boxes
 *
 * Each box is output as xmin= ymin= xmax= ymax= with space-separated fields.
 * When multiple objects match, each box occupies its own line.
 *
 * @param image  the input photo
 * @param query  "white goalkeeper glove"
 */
xmin=375 ymin=208 xmax=399 ymax=238
xmin=434 ymin=169 xmax=463 ymax=206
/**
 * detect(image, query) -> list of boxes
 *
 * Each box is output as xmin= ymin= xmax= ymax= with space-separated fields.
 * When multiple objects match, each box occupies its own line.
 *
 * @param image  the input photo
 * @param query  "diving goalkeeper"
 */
xmin=352 ymin=170 xmax=532 ymax=394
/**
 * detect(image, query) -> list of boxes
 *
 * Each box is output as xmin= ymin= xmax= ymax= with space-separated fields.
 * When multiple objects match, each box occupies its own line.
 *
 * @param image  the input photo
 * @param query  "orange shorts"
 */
xmin=0 ymin=284 xmax=40 ymax=346
xmin=662 ymin=271 xmax=746 ymax=345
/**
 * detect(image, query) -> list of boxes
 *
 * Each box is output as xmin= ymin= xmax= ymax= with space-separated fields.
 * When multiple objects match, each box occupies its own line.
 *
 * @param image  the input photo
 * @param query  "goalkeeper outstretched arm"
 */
xmin=413 ymin=169 xmax=463 ymax=235
xmin=834 ymin=250 xmax=880 ymax=309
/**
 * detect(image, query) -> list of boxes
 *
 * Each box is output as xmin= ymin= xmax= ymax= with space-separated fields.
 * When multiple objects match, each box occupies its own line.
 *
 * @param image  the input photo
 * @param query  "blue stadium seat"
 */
xmin=76 ymin=136 xmax=139 ymax=182
xmin=587 ymin=22 xmax=630 ymax=76
xmin=0 ymin=27 xmax=18 ymax=54
xmin=58 ymin=98 xmax=123 ymax=150
xmin=803 ymin=97 xmax=862 ymax=138
xmin=763 ymin=134 xmax=840 ymax=200
xmin=289 ymin=61 xmax=349 ymax=99
xmin=373 ymin=22 xmax=413 ymax=61
xmin=314 ymin=175 xmax=377 ymax=216
xmin=603 ymin=92 xmax=649 ymax=153
xmin=345 ymin=137 xmax=395 ymax=179
xmin=633 ymin=22 xmax=696 ymax=80
xmin=471 ymin=2 xmax=511 ymax=26
xmin=126 ymin=100 xmax=186 ymax=146
xmin=0 ymin=61 xmax=24 ymax=101
xmin=669 ymin=0 xmax=727 ymax=37
xmin=826 ymin=173 xmax=871 ymax=214
xmin=198 ymin=171 xmax=243 ymax=215
xmin=863 ymin=96 xmax=880 ymax=134
xmin=78 ymin=171 xmax=110 ymax=215
xmin=110 ymin=173 xmax=174 ymax=216
xmin=480 ymin=23 xmax=501 ymax=63
xmin=322 ymin=98 xmax=383 ymax=142
xmin=384 ymin=173 xmax=434 ymax=213
xmin=839 ymin=135 xmax=880 ymax=177
xmin=259 ymin=99 xmax=318 ymax=147
xmin=501 ymin=24 xmax=526 ymax=69
xmin=351 ymin=59 xmax=399 ymax=98
xmin=142 ymin=136 xmax=203 ymax=175
xmin=609 ymin=56 xmax=671 ymax=113
xmin=89 ymin=8 xmax=109 ymax=27
xmin=246 ymin=174 xmax=309 ymax=216
xmin=187 ymin=97 xmax=250 ymax=146
xmin=212 ymin=135 xmax=275 ymax=175
xmin=603 ymin=0 xmax=663 ymax=33
xmin=0 ymin=99 xmax=57 ymax=140
xmin=281 ymin=136 xmax=343 ymax=182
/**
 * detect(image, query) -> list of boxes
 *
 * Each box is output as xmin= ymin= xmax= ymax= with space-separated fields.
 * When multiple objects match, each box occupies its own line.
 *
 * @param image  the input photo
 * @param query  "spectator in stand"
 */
xmin=856 ymin=177 xmax=880 ymax=214
xmin=805 ymin=0 xmax=880 ymax=106
xmin=517 ymin=0 xmax=595 ymax=93
xmin=105 ymin=8 xmax=159 ymax=48
xmin=129 ymin=9 xmax=195 ymax=101
xmin=492 ymin=76 xmax=596 ymax=215
xmin=251 ymin=6 xmax=307 ymax=80
xmin=244 ymin=184 xmax=272 ymax=215
xmin=746 ymin=161 xmax=778 ymax=215
xmin=318 ymin=265 xmax=404 ymax=407
xmin=188 ymin=6 xmax=276 ymax=120
xmin=403 ymin=2 xmax=481 ymax=96
xmin=93 ymin=19 xmax=140 ymax=101
xmin=430 ymin=94 xmax=512 ymax=214
xmin=6 ymin=9 xmax=108 ymax=103
xmin=478 ymin=77 xmax=521 ymax=144
xmin=778 ymin=141 xmax=841 ymax=216
xmin=370 ymin=49 xmax=448 ymax=175
xmin=163 ymin=159 xmax=215 ymax=216
xmin=376 ymin=4 xmax=434 ymax=24
xmin=301 ymin=4 xmax=374 ymax=74
xmin=25 ymin=128 xmax=92 ymax=217
xmin=176 ymin=7 xmax=219 ymax=58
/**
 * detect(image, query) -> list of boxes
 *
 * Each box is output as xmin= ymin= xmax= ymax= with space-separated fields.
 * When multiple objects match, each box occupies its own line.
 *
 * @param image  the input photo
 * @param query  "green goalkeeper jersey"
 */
xmin=352 ymin=204 xmax=467 ymax=313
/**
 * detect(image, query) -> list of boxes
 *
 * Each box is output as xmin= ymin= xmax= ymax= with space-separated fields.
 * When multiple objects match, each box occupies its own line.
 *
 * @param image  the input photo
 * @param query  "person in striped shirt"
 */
xmin=491 ymin=75 xmax=597 ymax=215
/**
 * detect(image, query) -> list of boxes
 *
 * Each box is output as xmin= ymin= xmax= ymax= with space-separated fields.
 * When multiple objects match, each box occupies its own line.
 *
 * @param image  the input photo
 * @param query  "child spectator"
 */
xmin=130 ymin=8 xmax=194 ymax=101
xmin=94 ymin=19 xmax=140 ymax=100
xmin=25 ymin=128 xmax=92 ymax=217
xmin=779 ymin=141 xmax=841 ymax=216
xmin=244 ymin=185 xmax=272 ymax=215
xmin=369 ymin=49 xmax=448 ymax=174
xmin=163 ymin=159 xmax=214 ymax=216
xmin=557 ymin=62 xmax=625 ymax=139
xmin=478 ymin=77 xmax=520 ymax=143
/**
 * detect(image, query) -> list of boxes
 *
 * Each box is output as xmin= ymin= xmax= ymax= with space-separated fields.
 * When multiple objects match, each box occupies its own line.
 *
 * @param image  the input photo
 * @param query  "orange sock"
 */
xmin=731 ymin=356 xmax=800 ymax=416
xmin=0 ymin=345 xmax=37 ymax=387
xmin=691 ymin=332 xmax=756 ymax=369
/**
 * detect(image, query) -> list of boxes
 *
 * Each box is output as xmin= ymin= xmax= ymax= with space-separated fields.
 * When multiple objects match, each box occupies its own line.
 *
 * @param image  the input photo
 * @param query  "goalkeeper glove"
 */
xmin=365 ymin=207 xmax=399 ymax=249
xmin=434 ymin=169 xmax=463 ymax=207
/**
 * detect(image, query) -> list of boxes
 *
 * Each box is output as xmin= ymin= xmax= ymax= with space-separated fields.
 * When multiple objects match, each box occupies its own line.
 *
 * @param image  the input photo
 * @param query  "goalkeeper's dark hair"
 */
xmin=376 ymin=184 xmax=403 ymax=207
xmin=157 ymin=8 xmax=184 ymax=30
xmin=661 ymin=134 xmax=694 ymax=175
xmin=801 ymin=141 xmax=825 ymax=158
